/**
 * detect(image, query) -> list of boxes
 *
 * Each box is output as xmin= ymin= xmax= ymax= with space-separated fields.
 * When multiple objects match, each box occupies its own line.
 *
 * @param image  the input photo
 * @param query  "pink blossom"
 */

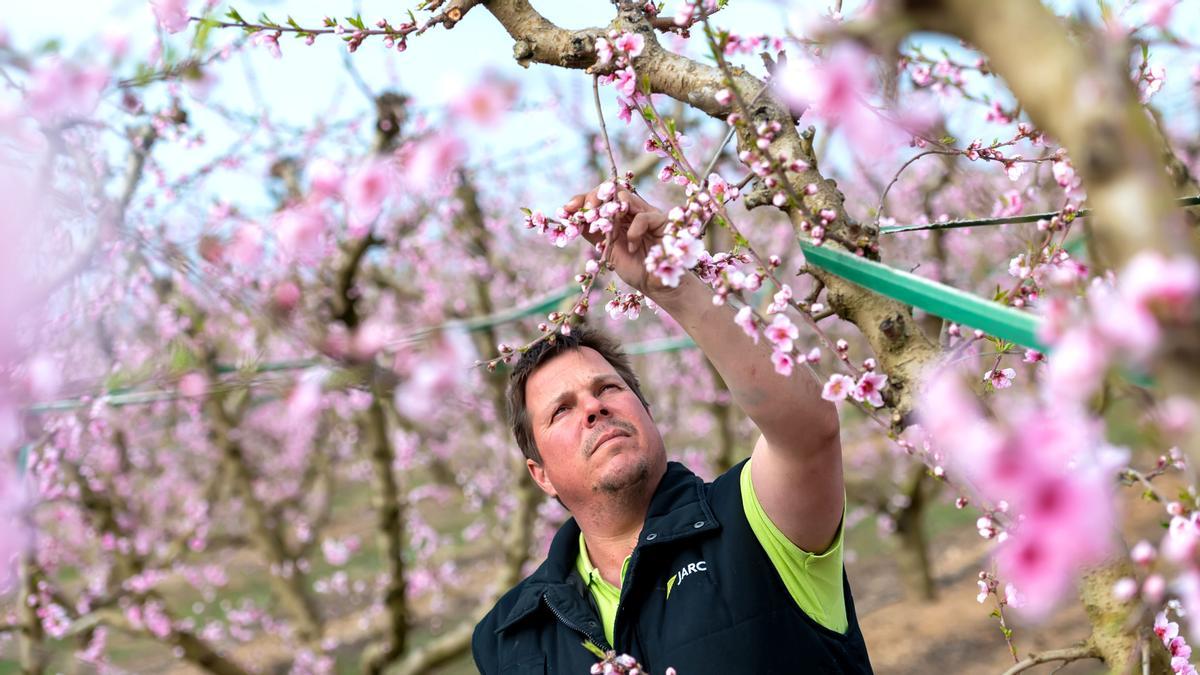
xmin=764 ymin=314 xmax=799 ymax=352
xmin=287 ymin=371 xmax=325 ymax=423
xmin=308 ymin=158 xmax=344 ymax=199
xmin=1131 ymin=539 xmax=1156 ymax=565
xmin=25 ymin=58 xmax=109 ymax=123
xmin=449 ymin=75 xmax=516 ymax=127
xmin=983 ymin=367 xmax=1015 ymax=389
xmin=1120 ymin=252 xmax=1200 ymax=323
xmin=150 ymin=0 xmax=190 ymax=33
xmin=253 ymin=31 xmax=281 ymax=59
xmin=664 ymin=232 xmax=703 ymax=268
xmin=614 ymin=67 xmax=639 ymax=99
xmin=547 ymin=221 xmax=580 ymax=248
xmin=1045 ymin=328 xmax=1109 ymax=402
xmin=651 ymin=258 xmax=684 ymax=287
xmin=394 ymin=332 xmax=474 ymax=419
xmin=773 ymin=43 xmax=895 ymax=155
xmin=22 ymin=354 xmax=60 ymax=401
xmin=322 ymin=536 xmax=359 ymax=566
xmin=1112 ymin=577 xmax=1138 ymax=602
xmin=852 ymin=372 xmax=888 ymax=407
xmin=770 ymin=348 xmax=794 ymax=376
xmin=734 ymin=306 xmax=758 ymax=344
xmin=613 ymin=32 xmax=645 ymax=58
xmin=178 ymin=372 xmax=208 ymax=398
xmin=228 ymin=222 xmax=264 ymax=266
xmin=346 ymin=160 xmax=394 ymax=230
xmin=1147 ymin=0 xmax=1178 ymax=28
xmin=992 ymin=189 xmax=1023 ymax=218
xmin=272 ymin=281 xmax=301 ymax=313
xmin=821 ymin=374 xmax=855 ymax=402
xmin=596 ymin=180 xmax=617 ymax=201
xmin=401 ymin=132 xmax=465 ymax=190
xmin=274 ymin=204 xmax=328 ymax=262
xmin=594 ymin=37 xmax=614 ymax=65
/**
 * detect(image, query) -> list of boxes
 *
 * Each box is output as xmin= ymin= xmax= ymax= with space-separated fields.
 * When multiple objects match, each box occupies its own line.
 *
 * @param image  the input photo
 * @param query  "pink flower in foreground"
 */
xmin=1147 ymin=0 xmax=1178 ymax=29
xmin=274 ymin=204 xmax=328 ymax=262
xmin=764 ymin=314 xmax=799 ymax=352
xmin=401 ymin=132 xmax=465 ymax=190
xmin=228 ymin=222 xmax=264 ymax=266
xmin=25 ymin=58 xmax=109 ymax=123
xmin=852 ymin=372 xmax=888 ymax=407
xmin=1045 ymin=328 xmax=1109 ymax=402
xmin=919 ymin=370 xmax=1118 ymax=619
xmin=773 ymin=43 xmax=894 ymax=155
xmin=449 ymin=75 xmax=516 ymax=128
xmin=821 ymin=373 xmax=854 ymax=402
xmin=150 ymin=0 xmax=190 ymax=33
xmin=1120 ymin=251 xmax=1200 ymax=323
xmin=346 ymin=160 xmax=394 ymax=230
xmin=308 ymin=158 xmax=344 ymax=199
xmin=734 ymin=306 xmax=758 ymax=344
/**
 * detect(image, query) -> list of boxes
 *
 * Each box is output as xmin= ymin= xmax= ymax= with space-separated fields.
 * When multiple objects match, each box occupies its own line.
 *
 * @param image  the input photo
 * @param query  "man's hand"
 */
xmin=563 ymin=186 xmax=672 ymax=298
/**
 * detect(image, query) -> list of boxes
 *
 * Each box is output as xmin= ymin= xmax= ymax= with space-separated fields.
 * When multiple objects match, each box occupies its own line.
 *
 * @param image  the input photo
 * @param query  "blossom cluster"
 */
xmin=1157 ymin=609 xmax=1197 ymax=674
xmin=919 ymin=371 xmax=1120 ymax=619
xmin=589 ymin=650 xmax=677 ymax=675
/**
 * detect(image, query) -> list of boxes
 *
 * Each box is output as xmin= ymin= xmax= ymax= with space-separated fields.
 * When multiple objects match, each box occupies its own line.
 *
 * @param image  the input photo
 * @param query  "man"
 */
xmin=472 ymin=187 xmax=873 ymax=673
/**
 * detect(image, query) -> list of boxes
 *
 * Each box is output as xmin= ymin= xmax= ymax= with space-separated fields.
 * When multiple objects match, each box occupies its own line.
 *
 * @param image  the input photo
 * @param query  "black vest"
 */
xmin=472 ymin=461 xmax=874 ymax=674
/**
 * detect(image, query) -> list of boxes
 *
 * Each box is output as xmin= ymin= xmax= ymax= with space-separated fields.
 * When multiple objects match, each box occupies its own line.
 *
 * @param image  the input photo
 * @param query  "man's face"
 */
xmin=524 ymin=347 xmax=665 ymax=509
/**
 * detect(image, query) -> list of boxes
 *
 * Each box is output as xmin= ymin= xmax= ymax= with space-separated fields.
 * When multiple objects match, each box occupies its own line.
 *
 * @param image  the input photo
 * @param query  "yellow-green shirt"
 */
xmin=575 ymin=458 xmax=847 ymax=645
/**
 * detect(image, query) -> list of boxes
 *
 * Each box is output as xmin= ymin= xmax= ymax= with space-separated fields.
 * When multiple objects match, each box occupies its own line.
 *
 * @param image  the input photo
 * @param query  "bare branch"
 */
xmin=999 ymin=644 xmax=1101 ymax=675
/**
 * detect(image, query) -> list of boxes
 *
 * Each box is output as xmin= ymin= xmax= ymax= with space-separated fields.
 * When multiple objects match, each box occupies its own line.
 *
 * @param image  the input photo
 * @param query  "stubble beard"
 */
xmin=595 ymin=454 xmax=651 ymax=494
xmin=585 ymin=419 xmax=651 ymax=495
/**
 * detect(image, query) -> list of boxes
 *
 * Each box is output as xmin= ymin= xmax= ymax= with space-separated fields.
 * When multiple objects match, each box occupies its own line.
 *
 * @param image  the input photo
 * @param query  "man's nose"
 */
xmin=583 ymin=396 xmax=611 ymax=426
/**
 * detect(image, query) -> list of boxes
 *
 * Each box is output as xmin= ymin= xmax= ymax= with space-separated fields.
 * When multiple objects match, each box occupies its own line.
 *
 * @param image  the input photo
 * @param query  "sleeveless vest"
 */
xmin=472 ymin=460 xmax=874 ymax=674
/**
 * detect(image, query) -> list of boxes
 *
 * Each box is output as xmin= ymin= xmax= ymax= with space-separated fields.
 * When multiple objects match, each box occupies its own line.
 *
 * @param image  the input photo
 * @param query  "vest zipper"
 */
xmin=542 ymin=594 xmax=612 ymax=653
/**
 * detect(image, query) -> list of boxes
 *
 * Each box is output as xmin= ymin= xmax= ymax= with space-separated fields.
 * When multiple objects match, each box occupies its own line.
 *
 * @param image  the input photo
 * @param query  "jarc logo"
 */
xmin=665 ymin=560 xmax=708 ymax=599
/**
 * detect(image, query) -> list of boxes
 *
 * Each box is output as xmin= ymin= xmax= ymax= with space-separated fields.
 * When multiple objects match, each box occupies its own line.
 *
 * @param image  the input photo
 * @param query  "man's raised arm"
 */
xmin=564 ymin=187 xmax=843 ymax=554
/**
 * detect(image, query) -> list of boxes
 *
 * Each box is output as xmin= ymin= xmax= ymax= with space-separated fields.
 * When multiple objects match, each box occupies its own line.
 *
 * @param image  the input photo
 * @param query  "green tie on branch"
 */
xmin=799 ymin=240 xmax=1048 ymax=353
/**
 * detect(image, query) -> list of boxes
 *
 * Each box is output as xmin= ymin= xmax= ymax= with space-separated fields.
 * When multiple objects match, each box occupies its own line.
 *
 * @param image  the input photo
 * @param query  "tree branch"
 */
xmin=999 ymin=644 xmax=1101 ymax=675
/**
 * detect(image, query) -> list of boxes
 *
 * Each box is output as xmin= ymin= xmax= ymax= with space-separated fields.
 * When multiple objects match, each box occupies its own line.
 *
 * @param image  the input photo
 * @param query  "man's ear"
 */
xmin=526 ymin=458 xmax=558 ymax=499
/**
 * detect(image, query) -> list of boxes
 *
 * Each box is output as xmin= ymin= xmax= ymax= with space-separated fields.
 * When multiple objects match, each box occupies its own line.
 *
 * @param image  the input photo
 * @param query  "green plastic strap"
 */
xmin=457 ymin=284 xmax=576 ymax=332
xmin=799 ymin=240 xmax=1047 ymax=352
xmin=625 ymin=336 xmax=696 ymax=355
xmin=17 ymin=443 xmax=30 ymax=476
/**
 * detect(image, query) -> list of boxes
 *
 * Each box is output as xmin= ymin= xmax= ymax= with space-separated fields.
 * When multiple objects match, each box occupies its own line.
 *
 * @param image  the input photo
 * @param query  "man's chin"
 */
xmin=594 ymin=455 xmax=651 ymax=494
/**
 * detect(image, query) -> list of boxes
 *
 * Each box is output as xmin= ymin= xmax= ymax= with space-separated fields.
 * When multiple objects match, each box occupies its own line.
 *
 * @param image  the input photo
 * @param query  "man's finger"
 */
xmin=617 ymin=189 xmax=652 ymax=215
xmin=563 ymin=193 xmax=587 ymax=214
xmin=626 ymin=211 xmax=664 ymax=253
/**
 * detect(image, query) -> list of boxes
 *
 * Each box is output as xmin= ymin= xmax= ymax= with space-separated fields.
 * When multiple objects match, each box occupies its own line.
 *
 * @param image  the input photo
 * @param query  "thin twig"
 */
xmin=593 ymin=76 xmax=620 ymax=179
xmin=882 ymin=195 xmax=1200 ymax=234
xmin=699 ymin=83 xmax=770 ymax=181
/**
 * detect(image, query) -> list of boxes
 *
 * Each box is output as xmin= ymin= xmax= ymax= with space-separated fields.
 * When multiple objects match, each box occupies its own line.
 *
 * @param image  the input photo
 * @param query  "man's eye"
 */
xmin=601 ymin=384 xmax=619 ymax=393
xmin=552 ymin=405 xmax=568 ymax=419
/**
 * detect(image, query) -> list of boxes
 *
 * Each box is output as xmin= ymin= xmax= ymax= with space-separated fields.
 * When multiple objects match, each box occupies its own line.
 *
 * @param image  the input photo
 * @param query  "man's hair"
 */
xmin=507 ymin=325 xmax=650 ymax=464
